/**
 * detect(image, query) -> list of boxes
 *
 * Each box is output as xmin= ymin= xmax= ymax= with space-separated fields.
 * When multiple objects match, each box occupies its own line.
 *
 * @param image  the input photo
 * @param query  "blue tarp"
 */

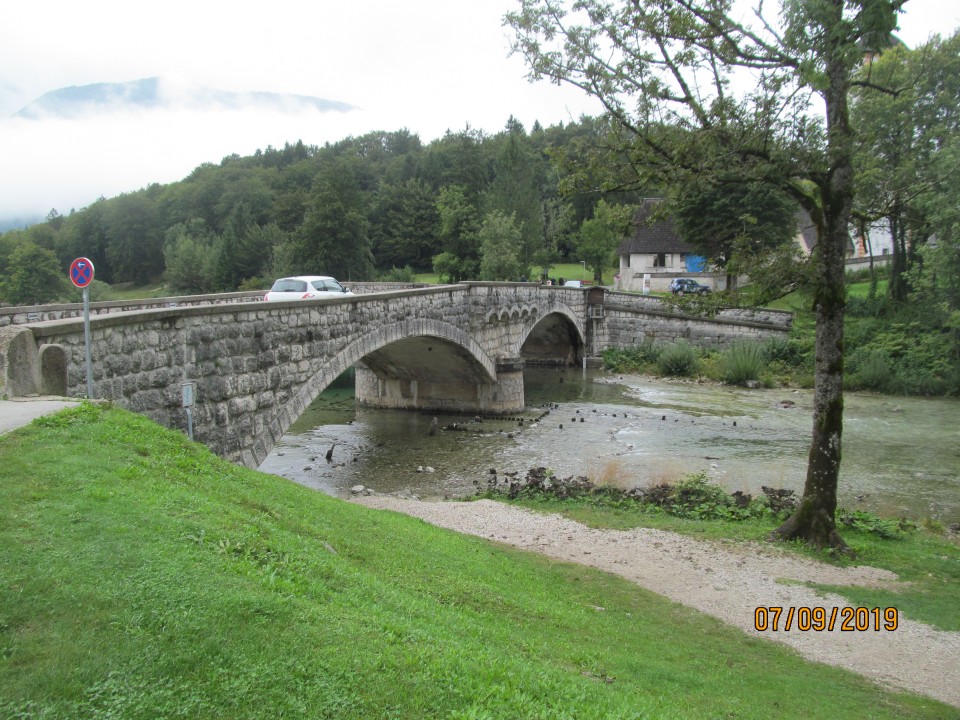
xmin=685 ymin=255 xmax=707 ymax=272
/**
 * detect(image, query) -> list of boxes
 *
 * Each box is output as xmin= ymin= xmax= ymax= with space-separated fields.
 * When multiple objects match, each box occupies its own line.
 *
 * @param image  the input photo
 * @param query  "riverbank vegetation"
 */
xmin=478 ymin=467 xmax=960 ymax=633
xmin=1 ymin=403 xmax=955 ymax=718
xmin=604 ymin=272 xmax=960 ymax=397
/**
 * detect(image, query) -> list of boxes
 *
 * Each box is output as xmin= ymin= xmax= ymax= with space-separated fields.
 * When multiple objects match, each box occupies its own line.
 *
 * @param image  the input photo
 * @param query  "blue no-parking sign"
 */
xmin=69 ymin=257 xmax=95 ymax=288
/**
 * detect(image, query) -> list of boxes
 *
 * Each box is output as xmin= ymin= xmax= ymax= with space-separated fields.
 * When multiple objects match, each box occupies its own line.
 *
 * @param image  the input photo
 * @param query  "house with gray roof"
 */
xmin=615 ymin=199 xmax=886 ymax=293
xmin=615 ymin=199 xmax=718 ymax=293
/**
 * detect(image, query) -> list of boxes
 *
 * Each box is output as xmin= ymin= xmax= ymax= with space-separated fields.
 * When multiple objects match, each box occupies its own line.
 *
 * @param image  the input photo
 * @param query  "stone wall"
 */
xmin=0 ymin=282 xmax=432 ymax=327
xmin=599 ymin=291 xmax=792 ymax=350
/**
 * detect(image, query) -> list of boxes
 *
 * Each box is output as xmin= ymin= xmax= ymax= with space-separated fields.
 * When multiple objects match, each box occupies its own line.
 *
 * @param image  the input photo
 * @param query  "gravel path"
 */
xmin=353 ymin=496 xmax=960 ymax=708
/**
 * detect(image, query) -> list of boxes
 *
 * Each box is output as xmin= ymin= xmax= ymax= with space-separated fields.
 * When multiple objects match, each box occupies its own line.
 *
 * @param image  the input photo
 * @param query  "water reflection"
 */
xmin=259 ymin=368 xmax=960 ymax=522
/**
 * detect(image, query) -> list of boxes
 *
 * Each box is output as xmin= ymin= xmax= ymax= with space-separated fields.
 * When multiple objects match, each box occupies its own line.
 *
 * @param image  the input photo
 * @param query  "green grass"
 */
xmin=0 ymin=404 xmax=955 ymax=718
xmin=85 ymin=280 xmax=171 ymax=302
xmin=847 ymin=279 xmax=889 ymax=299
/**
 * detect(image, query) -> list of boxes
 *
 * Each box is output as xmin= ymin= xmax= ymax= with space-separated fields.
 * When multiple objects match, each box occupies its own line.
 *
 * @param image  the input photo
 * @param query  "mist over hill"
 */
xmin=1 ymin=77 xmax=363 ymax=224
xmin=11 ymin=77 xmax=354 ymax=119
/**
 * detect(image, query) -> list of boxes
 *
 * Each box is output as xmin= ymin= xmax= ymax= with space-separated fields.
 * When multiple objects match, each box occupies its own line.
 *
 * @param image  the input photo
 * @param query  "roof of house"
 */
xmin=617 ymin=199 xmax=697 ymax=255
xmin=616 ymin=199 xmax=851 ymax=257
xmin=794 ymin=210 xmax=857 ymax=255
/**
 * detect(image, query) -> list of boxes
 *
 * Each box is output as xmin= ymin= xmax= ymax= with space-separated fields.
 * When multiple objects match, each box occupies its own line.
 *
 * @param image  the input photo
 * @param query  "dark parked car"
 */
xmin=669 ymin=278 xmax=712 ymax=295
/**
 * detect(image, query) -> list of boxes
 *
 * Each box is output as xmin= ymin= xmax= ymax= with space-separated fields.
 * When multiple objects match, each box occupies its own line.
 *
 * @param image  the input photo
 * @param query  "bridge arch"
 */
xmin=254 ymin=319 xmax=499 ymax=464
xmin=517 ymin=303 xmax=587 ymax=366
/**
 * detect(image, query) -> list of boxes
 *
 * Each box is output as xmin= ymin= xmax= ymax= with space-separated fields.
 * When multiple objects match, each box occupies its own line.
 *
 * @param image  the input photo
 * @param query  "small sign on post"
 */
xmin=69 ymin=257 xmax=94 ymax=289
xmin=68 ymin=257 xmax=95 ymax=399
xmin=181 ymin=381 xmax=196 ymax=441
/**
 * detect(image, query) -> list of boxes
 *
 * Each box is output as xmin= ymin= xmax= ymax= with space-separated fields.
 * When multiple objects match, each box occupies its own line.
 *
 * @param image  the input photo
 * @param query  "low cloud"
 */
xmin=0 ymin=102 xmax=379 ymax=222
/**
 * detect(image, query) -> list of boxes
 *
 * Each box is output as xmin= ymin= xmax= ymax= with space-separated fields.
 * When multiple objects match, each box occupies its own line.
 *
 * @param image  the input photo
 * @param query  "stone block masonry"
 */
xmin=600 ymin=292 xmax=791 ymax=350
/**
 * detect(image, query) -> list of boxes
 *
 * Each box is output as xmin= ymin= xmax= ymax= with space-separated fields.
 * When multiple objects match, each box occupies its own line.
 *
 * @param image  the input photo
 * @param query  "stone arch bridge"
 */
xmin=0 ymin=283 xmax=790 ymax=467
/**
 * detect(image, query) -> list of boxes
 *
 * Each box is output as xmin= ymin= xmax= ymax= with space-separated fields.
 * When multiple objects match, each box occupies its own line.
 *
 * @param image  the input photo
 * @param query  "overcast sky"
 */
xmin=1 ymin=0 xmax=955 ymax=223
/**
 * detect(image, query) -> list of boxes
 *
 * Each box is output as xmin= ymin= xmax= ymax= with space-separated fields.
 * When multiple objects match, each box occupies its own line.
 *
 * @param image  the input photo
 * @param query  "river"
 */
xmin=259 ymin=368 xmax=960 ymax=523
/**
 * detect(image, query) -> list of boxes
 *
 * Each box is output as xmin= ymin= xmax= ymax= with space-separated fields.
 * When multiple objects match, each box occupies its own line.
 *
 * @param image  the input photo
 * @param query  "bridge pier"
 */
xmin=354 ymin=356 xmax=525 ymax=415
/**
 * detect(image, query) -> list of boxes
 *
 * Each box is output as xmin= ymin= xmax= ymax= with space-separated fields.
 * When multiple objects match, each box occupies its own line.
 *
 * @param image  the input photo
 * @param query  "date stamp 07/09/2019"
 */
xmin=754 ymin=606 xmax=899 ymax=632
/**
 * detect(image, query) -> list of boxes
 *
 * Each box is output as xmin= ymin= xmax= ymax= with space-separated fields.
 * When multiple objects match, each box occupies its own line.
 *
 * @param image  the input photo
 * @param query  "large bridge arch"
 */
xmin=253 ymin=319 xmax=500 ymax=464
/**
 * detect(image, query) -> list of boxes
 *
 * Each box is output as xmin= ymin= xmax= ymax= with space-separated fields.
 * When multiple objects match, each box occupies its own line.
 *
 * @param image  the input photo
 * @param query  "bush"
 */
xmin=719 ymin=342 xmax=767 ymax=386
xmin=837 ymin=509 xmax=915 ymax=539
xmin=379 ymin=265 xmax=418 ymax=282
xmin=238 ymin=276 xmax=270 ymax=292
xmin=662 ymin=473 xmax=738 ymax=519
xmin=846 ymin=294 xmax=892 ymax=318
xmin=603 ymin=339 xmax=661 ymax=372
xmin=760 ymin=337 xmax=792 ymax=363
xmin=657 ymin=341 xmax=700 ymax=377
xmin=846 ymin=349 xmax=893 ymax=392
xmin=845 ymin=264 xmax=889 ymax=284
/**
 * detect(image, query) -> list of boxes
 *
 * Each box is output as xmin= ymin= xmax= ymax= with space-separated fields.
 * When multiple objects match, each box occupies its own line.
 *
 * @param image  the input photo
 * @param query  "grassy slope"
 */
xmin=0 ymin=405 xmax=954 ymax=719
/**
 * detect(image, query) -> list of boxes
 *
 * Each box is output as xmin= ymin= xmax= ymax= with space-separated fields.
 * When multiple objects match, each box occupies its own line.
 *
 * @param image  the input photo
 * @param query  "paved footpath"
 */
xmin=0 ymin=398 xmax=81 ymax=435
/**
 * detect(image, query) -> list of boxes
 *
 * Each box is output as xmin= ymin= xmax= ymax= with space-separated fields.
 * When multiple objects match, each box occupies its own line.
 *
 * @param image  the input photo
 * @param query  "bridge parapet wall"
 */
xmin=0 ymin=282 xmax=433 ymax=327
xmin=600 ymin=291 xmax=792 ymax=350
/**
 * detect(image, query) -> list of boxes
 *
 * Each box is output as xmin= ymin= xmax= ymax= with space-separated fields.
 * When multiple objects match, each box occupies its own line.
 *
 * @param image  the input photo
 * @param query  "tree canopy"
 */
xmin=506 ymin=0 xmax=908 ymax=550
xmin=0 ymin=122 xmax=648 ymax=299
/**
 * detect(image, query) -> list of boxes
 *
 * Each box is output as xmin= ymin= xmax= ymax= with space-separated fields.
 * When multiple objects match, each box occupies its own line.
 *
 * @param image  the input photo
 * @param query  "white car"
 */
xmin=263 ymin=275 xmax=354 ymax=301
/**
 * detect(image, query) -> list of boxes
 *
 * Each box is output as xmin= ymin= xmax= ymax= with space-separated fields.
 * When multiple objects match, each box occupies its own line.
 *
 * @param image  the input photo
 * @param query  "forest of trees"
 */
xmin=0 ymin=116 xmax=648 ymax=305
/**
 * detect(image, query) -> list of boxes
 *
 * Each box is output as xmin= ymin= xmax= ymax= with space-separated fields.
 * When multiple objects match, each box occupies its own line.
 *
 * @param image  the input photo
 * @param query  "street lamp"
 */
xmin=581 ymin=260 xmax=587 ymax=280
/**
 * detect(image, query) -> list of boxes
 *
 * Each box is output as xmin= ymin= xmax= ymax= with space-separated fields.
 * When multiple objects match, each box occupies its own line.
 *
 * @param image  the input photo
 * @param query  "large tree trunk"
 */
xmin=772 ymin=239 xmax=849 ymax=550
xmin=774 ymin=11 xmax=852 ymax=552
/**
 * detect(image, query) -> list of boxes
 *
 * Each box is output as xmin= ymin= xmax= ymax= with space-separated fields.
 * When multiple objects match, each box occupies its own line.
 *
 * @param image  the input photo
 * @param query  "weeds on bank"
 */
xmin=603 ymin=336 xmax=807 ymax=388
xmin=479 ymin=467 xmax=794 ymax=525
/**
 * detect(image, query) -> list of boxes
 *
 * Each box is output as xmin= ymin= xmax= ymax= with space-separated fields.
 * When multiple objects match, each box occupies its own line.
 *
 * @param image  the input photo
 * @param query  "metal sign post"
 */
xmin=69 ymin=257 xmax=95 ymax=398
xmin=181 ymin=381 xmax=196 ymax=441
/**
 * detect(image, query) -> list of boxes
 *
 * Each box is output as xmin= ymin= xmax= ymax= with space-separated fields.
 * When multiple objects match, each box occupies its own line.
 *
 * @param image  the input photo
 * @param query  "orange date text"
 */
xmin=753 ymin=606 xmax=898 ymax=632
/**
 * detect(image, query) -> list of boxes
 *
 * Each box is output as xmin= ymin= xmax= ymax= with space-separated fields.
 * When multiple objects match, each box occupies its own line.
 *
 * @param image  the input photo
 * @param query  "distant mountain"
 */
xmin=12 ymin=77 xmax=354 ymax=119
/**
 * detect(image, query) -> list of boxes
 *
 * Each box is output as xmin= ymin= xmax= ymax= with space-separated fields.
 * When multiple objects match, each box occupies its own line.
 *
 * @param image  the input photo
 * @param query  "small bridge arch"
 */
xmin=517 ymin=303 xmax=587 ymax=366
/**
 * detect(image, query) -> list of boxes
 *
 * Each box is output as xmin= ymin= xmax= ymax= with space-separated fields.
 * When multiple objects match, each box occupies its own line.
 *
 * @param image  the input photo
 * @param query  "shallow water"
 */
xmin=259 ymin=368 xmax=960 ymax=522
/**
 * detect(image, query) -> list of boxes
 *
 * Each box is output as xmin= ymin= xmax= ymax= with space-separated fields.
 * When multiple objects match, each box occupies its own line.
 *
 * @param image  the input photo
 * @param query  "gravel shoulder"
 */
xmin=353 ymin=496 xmax=960 ymax=708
